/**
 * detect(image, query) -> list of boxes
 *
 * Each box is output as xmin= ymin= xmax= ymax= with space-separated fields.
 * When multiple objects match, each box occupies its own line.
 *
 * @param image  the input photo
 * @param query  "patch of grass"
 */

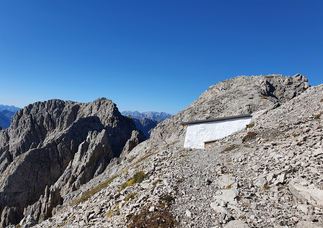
xmin=226 ymin=182 xmax=235 ymax=189
xmin=127 ymin=205 xmax=179 ymax=228
xmin=265 ymin=75 xmax=274 ymax=78
xmin=183 ymin=154 xmax=190 ymax=157
xmin=107 ymin=204 xmax=120 ymax=218
xmin=221 ymin=144 xmax=236 ymax=153
xmin=242 ymin=132 xmax=257 ymax=143
xmin=128 ymin=155 xmax=138 ymax=163
xmin=225 ymin=171 xmax=233 ymax=174
xmin=135 ymin=153 xmax=154 ymax=165
xmin=260 ymin=95 xmax=267 ymax=99
xmin=293 ymin=133 xmax=300 ymax=137
xmin=263 ymin=184 xmax=270 ymax=190
xmin=71 ymin=174 xmax=119 ymax=205
xmin=159 ymin=194 xmax=175 ymax=207
xmin=247 ymin=123 xmax=255 ymax=128
xmin=314 ymin=114 xmax=321 ymax=119
xmin=124 ymin=192 xmax=137 ymax=201
xmin=120 ymin=171 xmax=146 ymax=191
xmin=226 ymin=160 xmax=232 ymax=163
xmin=320 ymin=98 xmax=323 ymax=102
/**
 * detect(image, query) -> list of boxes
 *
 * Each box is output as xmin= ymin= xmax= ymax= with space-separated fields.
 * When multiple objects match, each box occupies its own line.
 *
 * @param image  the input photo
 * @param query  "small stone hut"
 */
xmin=182 ymin=114 xmax=252 ymax=149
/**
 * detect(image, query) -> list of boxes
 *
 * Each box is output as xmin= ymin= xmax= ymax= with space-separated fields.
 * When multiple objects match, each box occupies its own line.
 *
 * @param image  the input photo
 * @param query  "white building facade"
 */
xmin=183 ymin=114 xmax=252 ymax=149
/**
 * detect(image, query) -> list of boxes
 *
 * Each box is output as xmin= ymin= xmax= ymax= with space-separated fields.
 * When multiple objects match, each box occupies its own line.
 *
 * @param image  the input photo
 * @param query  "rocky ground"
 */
xmin=19 ymin=78 xmax=323 ymax=227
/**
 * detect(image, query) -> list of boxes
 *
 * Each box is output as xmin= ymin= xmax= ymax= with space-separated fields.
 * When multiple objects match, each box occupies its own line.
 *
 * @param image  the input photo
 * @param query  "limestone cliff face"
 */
xmin=0 ymin=98 xmax=146 ymax=227
xmin=150 ymin=74 xmax=310 ymax=147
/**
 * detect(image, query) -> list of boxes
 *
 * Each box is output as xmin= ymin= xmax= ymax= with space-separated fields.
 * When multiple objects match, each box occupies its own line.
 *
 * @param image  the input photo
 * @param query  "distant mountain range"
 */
xmin=0 ymin=104 xmax=21 ymax=112
xmin=121 ymin=111 xmax=172 ymax=123
xmin=121 ymin=111 xmax=172 ymax=138
xmin=0 ymin=105 xmax=21 ymax=129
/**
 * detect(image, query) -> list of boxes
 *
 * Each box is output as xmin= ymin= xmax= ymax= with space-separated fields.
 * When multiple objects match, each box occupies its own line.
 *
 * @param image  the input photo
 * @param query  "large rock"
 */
xmin=289 ymin=177 xmax=323 ymax=208
xmin=0 ymin=98 xmax=146 ymax=226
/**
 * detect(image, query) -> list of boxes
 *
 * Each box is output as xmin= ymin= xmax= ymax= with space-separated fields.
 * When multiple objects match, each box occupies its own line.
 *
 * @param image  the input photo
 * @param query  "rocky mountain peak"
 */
xmin=0 ymin=98 xmax=145 ymax=227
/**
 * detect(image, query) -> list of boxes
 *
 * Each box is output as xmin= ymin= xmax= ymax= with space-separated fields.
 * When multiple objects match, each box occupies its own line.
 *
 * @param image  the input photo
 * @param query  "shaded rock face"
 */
xmin=150 ymin=74 xmax=310 ymax=147
xmin=0 ymin=98 xmax=146 ymax=227
xmin=131 ymin=117 xmax=158 ymax=138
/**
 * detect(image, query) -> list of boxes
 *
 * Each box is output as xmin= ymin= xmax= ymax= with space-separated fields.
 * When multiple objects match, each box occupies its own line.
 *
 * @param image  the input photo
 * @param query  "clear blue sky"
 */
xmin=0 ymin=0 xmax=322 ymax=114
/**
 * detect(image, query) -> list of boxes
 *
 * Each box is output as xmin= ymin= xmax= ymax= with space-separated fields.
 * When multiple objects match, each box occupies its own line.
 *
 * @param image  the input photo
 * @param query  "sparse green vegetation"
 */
xmin=127 ymin=194 xmax=177 ymax=228
xmin=128 ymin=155 xmax=138 ymax=163
xmin=127 ymin=205 xmax=179 ymax=228
xmin=320 ymin=98 xmax=323 ymax=102
xmin=136 ymin=153 xmax=154 ymax=165
xmin=226 ymin=182 xmax=234 ymax=189
xmin=221 ymin=144 xmax=236 ymax=153
xmin=107 ymin=204 xmax=120 ymax=218
xmin=293 ymin=133 xmax=300 ymax=137
xmin=247 ymin=123 xmax=255 ymax=128
xmin=242 ymin=132 xmax=257 ymax=143
xmin=159 ymin=194 xmax=175 ymax=207
xmin=124 ymin=192 xmax=137 ymax=201
xmin=120 ymin=171 xmax=146 ymax=191
xmin=314 ymin=114 xmax=321 ymax=119
xmin=260 ymin=95 xmax=267 ymax=99
xmin=263 ymin=184 xmax=270 ymax=190
xmin=71 ymin=174 xmax=119 ymax=205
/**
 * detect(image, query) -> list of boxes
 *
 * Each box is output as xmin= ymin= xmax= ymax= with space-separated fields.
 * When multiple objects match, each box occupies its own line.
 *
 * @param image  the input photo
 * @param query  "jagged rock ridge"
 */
xmin=0 ymin=98 xmax=146 ymax=227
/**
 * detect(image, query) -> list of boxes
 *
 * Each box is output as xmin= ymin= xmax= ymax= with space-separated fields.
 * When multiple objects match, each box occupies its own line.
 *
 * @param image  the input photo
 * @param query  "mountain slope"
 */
xmin=26 ymin=74 xmax=323 ymax=228
xmin=0 ymin=98 xmax=146 ymax=227
xmin=150 ymin=74 xmax=310 ymax=147
xmin=6 ymin=74 xmax=323 ymax=228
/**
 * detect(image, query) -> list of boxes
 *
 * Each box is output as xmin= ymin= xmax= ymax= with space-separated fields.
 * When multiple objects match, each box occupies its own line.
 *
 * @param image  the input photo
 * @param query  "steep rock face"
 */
xmin=131 ymin=117 xmax=158 ymax=138
xmin=150 ymin=74 xmax=310 ymax=147
xmin=0 ymin=98 xmax=145 ymax=227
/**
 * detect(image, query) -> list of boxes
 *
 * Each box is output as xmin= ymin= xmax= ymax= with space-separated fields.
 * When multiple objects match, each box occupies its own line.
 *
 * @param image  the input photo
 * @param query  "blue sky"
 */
xmin=0 ymin=0 xmax=322 ymax=114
